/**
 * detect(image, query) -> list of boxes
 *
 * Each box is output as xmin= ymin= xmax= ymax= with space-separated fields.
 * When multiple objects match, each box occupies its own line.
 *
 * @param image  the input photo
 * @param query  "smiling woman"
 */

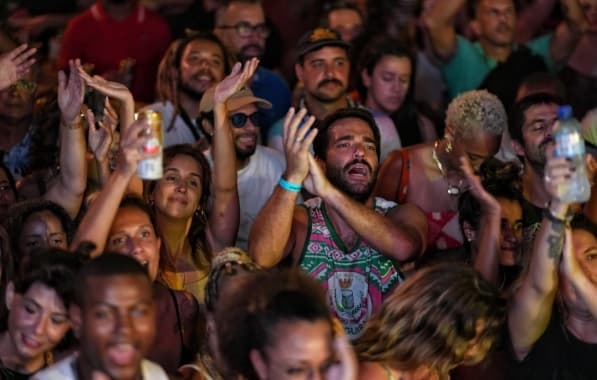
xmin=0 ymin=249 xmax=83 ymax=379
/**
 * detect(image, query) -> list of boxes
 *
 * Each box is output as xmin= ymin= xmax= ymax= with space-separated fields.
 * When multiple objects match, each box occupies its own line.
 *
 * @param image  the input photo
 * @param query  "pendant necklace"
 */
xmin=432 ymin=140 xmax=462 ymax=196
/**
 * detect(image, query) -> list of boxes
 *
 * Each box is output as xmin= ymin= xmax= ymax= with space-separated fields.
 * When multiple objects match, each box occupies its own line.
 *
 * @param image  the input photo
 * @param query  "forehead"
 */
xmin=25 ymin=210 xmax=62 ymax=227
xmin=112 ymin=207 xmax=152 ymax=229
xmin=84 ymin=275 xmax=151 ymax=306
xmin=460 ymin=129 xmax=501 ymax=155
xmin=165 ymin=154 xmax=202 ymax=173
xmin=328 ymin=117 xmax=375 ymax=140
xmin=304 ymin=46 xmax=348 ymax=63
xmin=328 ymin=8 xmax=362 ymax=24
xmin=523 ymin=103 xmax=558 ymax=125
xmin=375 ymin=55 xmax=412 ymax=73
xmin=183 ymin=39 xmax=224 ymax=58
xmin=268 ymin=320 xmax=332 ymax=353
xmin=496 ymin=198 xmax=522 ymax=217
xmin=21 ymin=282 xmax=66 ymax=311
xmin=477 ymin=0 xmax=515 ymax=11
xmin=222 ymin=2 xmax=264 ymax=23
xmin=573 ymin=229 xmax=597 ymax=253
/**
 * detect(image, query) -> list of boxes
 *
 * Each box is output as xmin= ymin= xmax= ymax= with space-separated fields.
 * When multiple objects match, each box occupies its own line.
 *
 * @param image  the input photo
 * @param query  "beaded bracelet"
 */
xmin=279 ymin=177 xmax=302 ymax=193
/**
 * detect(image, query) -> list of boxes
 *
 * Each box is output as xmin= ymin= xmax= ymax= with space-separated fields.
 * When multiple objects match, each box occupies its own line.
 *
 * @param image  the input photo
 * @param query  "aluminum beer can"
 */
xmin=136 ymin=110 xmax=163 ymax=179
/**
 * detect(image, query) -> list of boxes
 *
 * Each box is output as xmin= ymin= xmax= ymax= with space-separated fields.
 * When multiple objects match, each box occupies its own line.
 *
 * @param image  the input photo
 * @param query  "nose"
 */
xmin=115 ymin=312 xmax=134 ymax=336
xmin=175 ymin=180 xmax=188 ymax=193
xmin=33 ymin=314 xmax=49 ymax=336
xmin=353 ymin=143 xmax=365 ymax=158
xmin=126 ymin=237 xmax=144 ymax=260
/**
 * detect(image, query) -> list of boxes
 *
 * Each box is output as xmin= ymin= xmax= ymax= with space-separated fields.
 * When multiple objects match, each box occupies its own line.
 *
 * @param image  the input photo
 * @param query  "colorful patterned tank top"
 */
xmin=299 ymin=197 xmax=403 ymax=339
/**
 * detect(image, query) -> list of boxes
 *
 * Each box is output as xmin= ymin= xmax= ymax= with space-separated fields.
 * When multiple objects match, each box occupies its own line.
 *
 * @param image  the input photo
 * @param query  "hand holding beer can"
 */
xmin=135 ymin=110 xmax=163 ymax=179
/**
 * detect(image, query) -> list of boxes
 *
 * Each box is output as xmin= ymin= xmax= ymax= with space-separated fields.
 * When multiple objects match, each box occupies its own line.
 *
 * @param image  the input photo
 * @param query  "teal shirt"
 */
xmin=442 ymin=34 xmax=554 ymax=99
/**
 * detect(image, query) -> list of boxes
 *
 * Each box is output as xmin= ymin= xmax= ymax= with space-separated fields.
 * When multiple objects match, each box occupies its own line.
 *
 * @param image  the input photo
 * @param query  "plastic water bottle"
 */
xmin=553 ymin=105 xmax=591 ymax=203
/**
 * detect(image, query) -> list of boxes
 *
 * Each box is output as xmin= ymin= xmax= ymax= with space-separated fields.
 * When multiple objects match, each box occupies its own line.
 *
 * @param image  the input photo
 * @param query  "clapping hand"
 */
xmin=87 ymin=99 xmax=118 ymax=164
xmin=78 ymin=66 xmax=133 ymax=103
xmin=58 ymin=59 xmax=85 ymax=125
xmin=282 ymin=107 xmax=317 ymax=184
xmin=213 ymin=57 xmax=259 ymax=104
xmin=0 ymin=44 xmax=36 ymax=91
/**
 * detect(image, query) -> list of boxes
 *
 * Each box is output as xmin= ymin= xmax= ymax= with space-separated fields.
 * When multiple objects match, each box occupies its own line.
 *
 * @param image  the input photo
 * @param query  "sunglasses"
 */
xmin=230 ymin=112 xmax=263 ymax=128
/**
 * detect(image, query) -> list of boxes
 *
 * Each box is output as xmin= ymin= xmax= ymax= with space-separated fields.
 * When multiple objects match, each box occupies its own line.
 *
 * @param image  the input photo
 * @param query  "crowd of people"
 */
xmin=0 ymin=0 xmax=596 ymax=379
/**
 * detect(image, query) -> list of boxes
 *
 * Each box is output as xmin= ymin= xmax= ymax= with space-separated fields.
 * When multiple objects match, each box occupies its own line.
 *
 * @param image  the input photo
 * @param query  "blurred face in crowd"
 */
xmin=0 ymin=167 xmax=15 ymax=219
xmin=153 ymin=154 xmax=203 ymax=220
xmin=5 ymin=282 xmax=70 ymax=368
xmin=472 ymin=0 xmax=516 ymax=48
xmin=73 ymin=274 xmax=155 ymax=380
xmin=0 ymin=78 xmax=36 ymax=123
xmin=449 ymin=129 xmax=502 ymax=174
xmin=296 ymin=46 xmax=350 ymax=104
xmin=559 ymin=228 xmax=597 ymax=316
xmin=215 ymin=2 xmax=268 ymax=61
xmin=362 ymin=54 xmax=412 ymax=115
xmin=250 ymin=319 xmax=334 ymax=380
xmin=179 ymin=39 xmax=227 ymax=100
xmin=229 ymin=103 xmax=261 ymax=162
xmin=579 ymin=0 xmax=597 ymax=31
xmin=18 ymin=210 xmax=68 ymax=257
xmin=323 ymin=118 xmax=379 ymax=202
xmin=327 ymin=8 xmax=363 ymax=43
xmin=107 ymin=207 xmax=161 ymax=281
xmin=515 ymin=102 xmax=558 ymax=172
xmin=496 ymin=197 xmax=523 ymax=266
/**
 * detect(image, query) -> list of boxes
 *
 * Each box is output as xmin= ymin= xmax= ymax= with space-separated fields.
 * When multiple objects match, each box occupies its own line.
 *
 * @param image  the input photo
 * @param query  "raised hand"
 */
xmin=0 ymin=44 xmax=37 ymax=91
xmin=78 ymin=65 xmax=133 ymax=103
xmin=87 ymin=99 xmax=118 ymax=163
xmin=460 ymin=156 xmax=500 ymax=214
xmin=213 ymin=57 xmax=259 ymax=104
xmin=282 ymin=107 xmax=317 ymax=184
xmin=58 ymin=59 xmax=85 ymax=125
xmin=303 ymin=153 xmax=333 ymax=198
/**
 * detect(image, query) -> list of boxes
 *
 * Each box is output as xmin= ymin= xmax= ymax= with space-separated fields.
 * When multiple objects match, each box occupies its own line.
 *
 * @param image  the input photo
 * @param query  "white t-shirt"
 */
xmin=141 ymin=101 xmax=202 ymax=147
xmin=32 ymin=353 xmax=169 ymax=380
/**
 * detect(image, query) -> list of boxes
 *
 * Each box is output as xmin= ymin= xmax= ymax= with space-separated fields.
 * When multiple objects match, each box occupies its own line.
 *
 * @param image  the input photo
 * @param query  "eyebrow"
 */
xmin=164 ymin=168 xmax=202 ymax=179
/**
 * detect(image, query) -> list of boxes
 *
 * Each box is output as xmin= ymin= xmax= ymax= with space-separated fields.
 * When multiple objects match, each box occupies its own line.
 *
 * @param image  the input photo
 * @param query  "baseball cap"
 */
xmin=199 ymin=86 xmax=272 ymax=113
xmin=296 ymin=27 xmax=350 ymax=60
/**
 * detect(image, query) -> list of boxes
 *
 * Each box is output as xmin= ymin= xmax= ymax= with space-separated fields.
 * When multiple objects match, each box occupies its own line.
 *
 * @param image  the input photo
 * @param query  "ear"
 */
xmin=361 ymin=68 xmax=371 ymax=88
xmin=469 ymin=19 xmax=481 ymax=38
xmin=249 ymin=349 xmax=268 ymax=380
xmin=295 ymin=63 xmax=304 ymax=84
xmin=69 ymin=304 xmax=82 ymax=339
xmin=5 ymin=281 xmax=15 ymax=311
xmin=511 ymin=139 xmax=525 ymax=157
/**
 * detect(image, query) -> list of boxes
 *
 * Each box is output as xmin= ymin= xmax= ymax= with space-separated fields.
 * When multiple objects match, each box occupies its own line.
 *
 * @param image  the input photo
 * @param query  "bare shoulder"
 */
xmin=358 ymin=361 xmax=393 ymax=380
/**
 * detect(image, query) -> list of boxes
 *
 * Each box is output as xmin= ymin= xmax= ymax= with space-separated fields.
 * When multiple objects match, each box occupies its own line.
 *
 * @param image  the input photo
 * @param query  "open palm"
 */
xmin=58 ymin=59 xmax=85 ymax=124
xmin=213 ymin=57 xmax=259 ymax=104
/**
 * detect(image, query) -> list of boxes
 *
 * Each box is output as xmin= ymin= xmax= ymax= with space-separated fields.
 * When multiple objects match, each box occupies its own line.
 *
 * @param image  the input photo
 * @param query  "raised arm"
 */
xmin=549 ymin=0 xmax=588 ymax=66
xmin=421 ymin=0 xmax=466 ymax=60
xmin=70 ymin=118 xmax=157 ymax=256
xmin=249 ymin=108 xmax=317 ymax=267
xmin=304 ymin=155 xmax=426 ymax=262
xmin=87 ymin=99 xmax=118 ymax=186
xmin=461 ymin=157 xmax=503 ymax=285
xmin=204 ymin=59 xmax=259 ymax=252
xmin=0 ymin=44 xmax=36 ymax=91
xmin=45 ymin=59 xmax=87 ymax=219
xmin=508 ymin=155 xmax=572 ymax=360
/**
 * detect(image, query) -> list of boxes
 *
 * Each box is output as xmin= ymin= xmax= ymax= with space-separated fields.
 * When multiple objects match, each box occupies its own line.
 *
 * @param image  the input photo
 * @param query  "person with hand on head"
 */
xmin=0 ymin=249 xmax=83 ymax=379
xmin=249 ymin=107 xmax=427 ymax=339
xmin=0 ymin=44 xmax=37 ymax=92
xmin=33 ymin=253 xmax=169 ymax=380
xmin=508 ymin=147 xmax=597 ymax=379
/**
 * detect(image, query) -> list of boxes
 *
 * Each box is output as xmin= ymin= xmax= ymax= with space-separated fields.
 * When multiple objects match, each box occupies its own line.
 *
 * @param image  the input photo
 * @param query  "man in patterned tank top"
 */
xmin=249 ymin=107 xmax=428 ymax=339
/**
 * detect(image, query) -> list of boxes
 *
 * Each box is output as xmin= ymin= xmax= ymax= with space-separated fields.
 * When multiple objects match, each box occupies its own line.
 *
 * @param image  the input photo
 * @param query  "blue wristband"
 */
xmin=279 ymin=177 xmax=302 ymax=193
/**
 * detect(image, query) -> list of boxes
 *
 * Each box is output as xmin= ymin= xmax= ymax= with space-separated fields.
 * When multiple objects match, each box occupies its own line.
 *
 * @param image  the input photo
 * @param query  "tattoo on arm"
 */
xmin=547 ymin=221 xmax=566 ymax=261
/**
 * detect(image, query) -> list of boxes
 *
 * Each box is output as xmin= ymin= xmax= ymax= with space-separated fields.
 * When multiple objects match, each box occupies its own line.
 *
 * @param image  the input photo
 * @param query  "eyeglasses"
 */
xmin=216 ymin=22 xmax=270 ymax=38
xmin=230 ymin=112 xmax=263 ymax=128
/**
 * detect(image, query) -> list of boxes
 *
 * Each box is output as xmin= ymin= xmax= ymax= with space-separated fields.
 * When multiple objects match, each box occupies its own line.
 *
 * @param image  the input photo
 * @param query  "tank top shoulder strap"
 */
xmin=397 ymin=149 xmax=410 ymax=204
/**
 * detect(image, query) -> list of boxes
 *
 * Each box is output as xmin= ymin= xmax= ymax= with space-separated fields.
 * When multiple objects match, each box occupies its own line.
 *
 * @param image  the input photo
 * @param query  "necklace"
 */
xmin=432 ymin=141 xmax=463 ymax=196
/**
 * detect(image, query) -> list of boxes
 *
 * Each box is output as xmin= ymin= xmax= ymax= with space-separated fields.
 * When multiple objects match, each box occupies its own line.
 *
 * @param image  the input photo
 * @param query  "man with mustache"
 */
xmin=508 ymin=92 xmax=561 ymax=252
xmin=198 ymin=84 xmax=286 ymax=250
xmin=423 ymin=0 xmax=587 ymax=100
xmin=249 ymin=107 xmax=427 ymax=339
xmin=142 ymin=32 xmax=230 ymax=147
xmin=214 ymin=0 xmax=291 ymax=138
xmin=267 ymin=27 xmax=400 ymax=160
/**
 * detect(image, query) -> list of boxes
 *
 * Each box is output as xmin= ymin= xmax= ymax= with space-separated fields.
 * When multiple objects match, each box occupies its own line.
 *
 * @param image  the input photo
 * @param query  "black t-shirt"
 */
xmin=509 ymin=310 xmax=597 ymax=379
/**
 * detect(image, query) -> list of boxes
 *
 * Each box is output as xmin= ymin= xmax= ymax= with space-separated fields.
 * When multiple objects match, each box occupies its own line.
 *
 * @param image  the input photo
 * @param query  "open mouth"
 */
xmin=107 ymin=342 xmax=138 ymax=367
xmin=346 ymin=164 xmax=369 ymax=179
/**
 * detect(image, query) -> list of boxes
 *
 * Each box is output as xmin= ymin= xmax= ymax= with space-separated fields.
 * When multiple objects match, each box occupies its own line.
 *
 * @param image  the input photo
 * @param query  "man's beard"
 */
xmin=239 ymin=44 xmax=264 ymax=62
xmin=235 ymin=134 xmax=258 ymax=161
xmin=525 ymin=137 xmax=554 ymax=174
xmin=179 ymin=81 xmax=204 ymax=101
xmin=310 ymin=79 xmax=346 ymax=103
xmin=326 ymin=159 xmax=377 ymax=203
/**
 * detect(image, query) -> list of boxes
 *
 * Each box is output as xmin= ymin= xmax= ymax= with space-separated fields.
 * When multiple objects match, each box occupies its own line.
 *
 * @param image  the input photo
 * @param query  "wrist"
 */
xmin=282 ymin=171 xmax=304 ymax=184
xmin=544 ymin=203 xmax=574 ymax=225
xmin=279 ymin=177 xmax=301 ymax=193
xmin=61 ymin=115 xmax=83 ymax=130
xmin=548 ymin=200 xmax=569 ymax=219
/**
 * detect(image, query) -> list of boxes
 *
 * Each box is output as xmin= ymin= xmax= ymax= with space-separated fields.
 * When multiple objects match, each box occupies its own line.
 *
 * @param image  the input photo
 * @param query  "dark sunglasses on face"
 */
xmin=230 ymin=112 xmax=263 ymax=128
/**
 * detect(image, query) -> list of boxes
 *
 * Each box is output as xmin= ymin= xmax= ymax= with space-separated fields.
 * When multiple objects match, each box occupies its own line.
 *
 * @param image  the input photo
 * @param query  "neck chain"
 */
xmin=432 ymin=140 xmax=463 ymax=196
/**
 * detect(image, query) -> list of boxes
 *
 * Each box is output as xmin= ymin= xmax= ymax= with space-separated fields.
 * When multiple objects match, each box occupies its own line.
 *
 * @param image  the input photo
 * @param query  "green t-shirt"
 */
xmin=441 ymin=34 xmax=554 ymax=99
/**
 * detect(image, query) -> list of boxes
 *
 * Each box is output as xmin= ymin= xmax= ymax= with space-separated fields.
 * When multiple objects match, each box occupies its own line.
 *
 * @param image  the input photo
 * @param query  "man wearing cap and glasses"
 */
xmin=267 ymin=27 xmax=400 ymax=160
xmin=214 ymin=0 xmax=291 ymax=140
xmin=198 ymin=82 xmax=286 ymax=250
